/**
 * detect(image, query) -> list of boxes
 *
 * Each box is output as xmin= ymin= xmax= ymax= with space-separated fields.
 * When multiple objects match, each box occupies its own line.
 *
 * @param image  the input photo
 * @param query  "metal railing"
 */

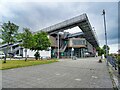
xmin=107 ymin=56 xmax=118 ymax=70
xmin=35 ymin=14 xmax=86 ymax=34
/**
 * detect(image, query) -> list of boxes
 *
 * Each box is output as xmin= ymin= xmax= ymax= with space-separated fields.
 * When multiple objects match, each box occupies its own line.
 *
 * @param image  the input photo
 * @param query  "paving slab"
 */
xmin=2 ymin=57 xmax=113 ymax=88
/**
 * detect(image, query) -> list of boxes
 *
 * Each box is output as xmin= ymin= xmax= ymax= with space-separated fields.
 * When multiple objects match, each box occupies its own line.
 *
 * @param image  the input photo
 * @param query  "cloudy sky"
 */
xmin=0 ymin=0 xmax=119 ymax=53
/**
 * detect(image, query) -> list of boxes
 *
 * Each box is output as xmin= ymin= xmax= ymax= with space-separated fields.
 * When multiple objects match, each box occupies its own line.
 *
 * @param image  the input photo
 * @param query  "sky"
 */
xmin=0 ymin=0 xmax=119 ymax=53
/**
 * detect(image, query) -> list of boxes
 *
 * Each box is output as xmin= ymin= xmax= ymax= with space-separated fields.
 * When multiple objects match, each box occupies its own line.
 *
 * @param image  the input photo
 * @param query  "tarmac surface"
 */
xmin=2 ymin=57 xmax=113 ymax=88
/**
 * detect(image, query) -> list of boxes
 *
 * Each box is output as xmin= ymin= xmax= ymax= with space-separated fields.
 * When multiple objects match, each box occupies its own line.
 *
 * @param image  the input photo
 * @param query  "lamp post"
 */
xmin=71 ymin=47 xmax=74 ymax=59
xmin=57 ymin=32 xmax=63 ymax=59
xmin=57 ymin=32 xmax=60 ymax=59
xmin=102 ymin=9 xmax=108 ymax=66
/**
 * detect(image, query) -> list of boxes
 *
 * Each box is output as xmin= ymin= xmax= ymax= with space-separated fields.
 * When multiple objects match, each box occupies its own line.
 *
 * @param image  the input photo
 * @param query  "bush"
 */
xmin=34 ymin=51 xmax=40 ymax=60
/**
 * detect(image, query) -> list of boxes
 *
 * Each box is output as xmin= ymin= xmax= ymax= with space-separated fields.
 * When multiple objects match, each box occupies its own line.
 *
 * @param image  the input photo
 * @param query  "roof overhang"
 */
xmin=35 ymin=13 xmax=99 ymax=48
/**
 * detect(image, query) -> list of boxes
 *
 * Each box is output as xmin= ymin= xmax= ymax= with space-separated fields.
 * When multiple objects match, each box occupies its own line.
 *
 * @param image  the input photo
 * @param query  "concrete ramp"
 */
xmin=35 ymin=14 xmax=86 ymax=34
xmin=35 ymin=13 xmax=99 ymax=48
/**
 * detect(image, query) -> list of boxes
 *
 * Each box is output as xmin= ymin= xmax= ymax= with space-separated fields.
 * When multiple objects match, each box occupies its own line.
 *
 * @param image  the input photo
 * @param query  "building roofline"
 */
xmin=34 ymin=13 xmax=99 ymax=47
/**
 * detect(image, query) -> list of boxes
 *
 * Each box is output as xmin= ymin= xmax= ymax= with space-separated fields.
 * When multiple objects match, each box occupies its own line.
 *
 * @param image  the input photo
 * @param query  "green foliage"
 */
xmin=96 ymin=45 xmax=110 ymax=57
xmin=96 ymin=47 xmax=104 ymax=56
xmin=16 ymin=33 xmax=23 ymax=41
xmin=31 ymin=32 xmax=51 ymax=51
xmin=0 ymin=21 xmax=19 ymax=63
xmin=20 ymin=28 xmax=34 ymax=61
xmin=34 ymin=51 xmax=40 ymax=60
xmin=102 ymin=45 xmax=110 ymax=55
xmin=0 ymin=21 xmax=19 ymax=44
xmin=118 ymin=56 xmax=120 ymax=61
xmin=20 ymin=28 xmax=34 ymax=49
xmin=103 ymin=45 xmax=110 ymax=50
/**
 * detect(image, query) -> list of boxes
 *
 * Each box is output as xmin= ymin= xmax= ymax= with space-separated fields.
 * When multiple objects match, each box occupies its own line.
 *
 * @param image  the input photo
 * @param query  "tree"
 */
xmin=96 ymin=47 xmax=104 ymax=56
xmin=102 ymin=45 xmax=110 ymax=56
xmin=96 ymin=47 xmax=101 ymax=56
xmin=31 ymin=32 xmax=51 ymax=60
xmin=20 ymin=28 xmax=34 ymax=61
xmin=0 ymin=21 xmax=19 ymax=63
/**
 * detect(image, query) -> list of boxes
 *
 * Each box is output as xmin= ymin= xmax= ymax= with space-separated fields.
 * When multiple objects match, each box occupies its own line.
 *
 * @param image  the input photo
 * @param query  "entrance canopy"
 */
xmin=35 ymin=13 xmax=99 ymax=48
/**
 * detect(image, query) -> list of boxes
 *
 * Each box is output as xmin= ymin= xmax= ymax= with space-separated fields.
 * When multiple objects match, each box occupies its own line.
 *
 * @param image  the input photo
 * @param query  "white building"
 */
xmin=0 ymin=42 xmax=51 ymax=58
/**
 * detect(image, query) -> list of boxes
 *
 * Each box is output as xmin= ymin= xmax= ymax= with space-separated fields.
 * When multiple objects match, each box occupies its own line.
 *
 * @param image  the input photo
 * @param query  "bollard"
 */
xmin=72 ymin=56 xmax=77 ymax=60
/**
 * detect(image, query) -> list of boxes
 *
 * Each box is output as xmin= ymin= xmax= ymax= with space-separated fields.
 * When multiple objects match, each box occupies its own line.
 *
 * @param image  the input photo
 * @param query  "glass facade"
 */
xmin=72 ymin=39 xmax=86 ymax=45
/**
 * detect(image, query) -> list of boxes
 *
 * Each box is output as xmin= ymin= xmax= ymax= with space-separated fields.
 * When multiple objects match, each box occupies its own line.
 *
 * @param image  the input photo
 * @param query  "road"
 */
xmin=2 ymin=57 xmax=113 ymax=88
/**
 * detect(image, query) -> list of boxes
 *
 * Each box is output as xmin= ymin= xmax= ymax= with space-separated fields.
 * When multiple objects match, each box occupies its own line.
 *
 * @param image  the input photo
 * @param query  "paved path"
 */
xmin=2 ymin=57 xmax=113 ymax=88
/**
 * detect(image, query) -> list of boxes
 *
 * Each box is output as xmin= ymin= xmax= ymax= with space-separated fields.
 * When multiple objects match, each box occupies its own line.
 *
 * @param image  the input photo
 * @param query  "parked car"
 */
xmin=84 ymin=52 xmax=90 ymax=57
xmin=0 ymin=53 xmax=5 ymax=59
xmin=14 ymin=55 xmax=22 ymax=59
xmin=41 ymin=56 xmax=51 ymax=60
xmin=90 ymin=53 xmax=95 ymax=57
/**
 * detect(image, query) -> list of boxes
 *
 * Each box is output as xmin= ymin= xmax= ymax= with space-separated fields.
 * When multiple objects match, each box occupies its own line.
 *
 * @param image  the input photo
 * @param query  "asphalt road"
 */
xmin=2 ymin=57 xmax=113 ymax=88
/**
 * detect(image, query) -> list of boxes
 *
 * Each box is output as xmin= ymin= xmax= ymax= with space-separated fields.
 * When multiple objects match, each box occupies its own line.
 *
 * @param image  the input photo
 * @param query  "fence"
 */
xmin=107 ymin=56 xmax=120 ymax=75
xmin=107 ymin=56 xmax=117 ymax=70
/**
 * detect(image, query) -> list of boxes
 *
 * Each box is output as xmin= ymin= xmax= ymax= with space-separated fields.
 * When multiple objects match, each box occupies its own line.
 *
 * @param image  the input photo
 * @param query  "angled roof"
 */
xmin=35 ymin=13 xmax=99 ymax=47
xmin=0 ymin=41 xmax=22 ymax=50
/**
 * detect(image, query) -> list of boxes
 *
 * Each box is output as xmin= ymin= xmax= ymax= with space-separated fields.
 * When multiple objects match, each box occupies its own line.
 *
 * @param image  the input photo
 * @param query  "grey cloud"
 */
xmin=0 ymin=2 xmax=118 ymax=49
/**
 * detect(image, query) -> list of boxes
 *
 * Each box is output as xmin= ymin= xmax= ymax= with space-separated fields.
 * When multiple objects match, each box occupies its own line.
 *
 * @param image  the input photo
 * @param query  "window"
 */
xmin=72 ymin=40 xmax=86 ymax=45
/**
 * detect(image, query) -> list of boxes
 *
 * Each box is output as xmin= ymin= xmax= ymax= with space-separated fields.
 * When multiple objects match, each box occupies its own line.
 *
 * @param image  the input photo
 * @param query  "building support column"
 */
xmin=81 ymin=48 xmax=83 ymax=58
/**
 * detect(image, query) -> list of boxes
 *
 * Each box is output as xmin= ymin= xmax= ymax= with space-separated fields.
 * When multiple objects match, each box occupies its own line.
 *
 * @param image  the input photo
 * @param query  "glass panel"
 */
xmin=72 ymin=40 xmax=86 ymax=45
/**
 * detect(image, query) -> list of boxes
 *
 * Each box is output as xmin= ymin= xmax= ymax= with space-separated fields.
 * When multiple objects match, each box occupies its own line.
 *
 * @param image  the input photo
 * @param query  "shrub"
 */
xmin=34 ymin=51 xmax=40 ymax=60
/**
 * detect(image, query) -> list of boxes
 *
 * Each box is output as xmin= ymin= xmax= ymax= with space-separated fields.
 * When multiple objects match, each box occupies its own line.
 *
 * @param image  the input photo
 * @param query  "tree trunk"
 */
xmin=39 ymin=52 xmax=40 ymax=60
xmin=3 ymin=43 xmax=9 ymax=63
xmin=25 ymin=49 xmax=27 ymax=61
xmin=10 ymin=56 xmax=11 ymax=60
xmin=10 ymin=53 xmax=12 ymax=60
xmin=3 ymin=53 xmax=6 ymax=63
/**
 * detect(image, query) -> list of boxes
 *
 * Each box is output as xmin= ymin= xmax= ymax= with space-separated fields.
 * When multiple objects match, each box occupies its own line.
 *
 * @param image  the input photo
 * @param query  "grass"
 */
xmin=0 ymin=59 xmax=58 ymax=70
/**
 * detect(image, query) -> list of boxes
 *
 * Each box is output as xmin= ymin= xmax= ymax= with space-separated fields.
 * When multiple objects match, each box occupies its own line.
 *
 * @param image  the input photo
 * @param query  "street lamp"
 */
xmin=57 ymin=32 xmax=59 ymax=59
xmin=57 ymin=32 xmax=63 ymax=59
xmin=102 ymin=9 xmax=108 ymax=66
xmin=71 ymin=47 xmax=74 ymax=59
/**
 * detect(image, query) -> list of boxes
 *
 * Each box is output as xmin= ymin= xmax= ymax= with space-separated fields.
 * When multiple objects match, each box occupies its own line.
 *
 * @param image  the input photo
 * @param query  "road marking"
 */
xmin=55 ymin=73 xmax=60 ymax=75
xmin=92 ymin=76 xmax=98 ymax=79
xmin=75 ymin=78 xmax=81 ymax=81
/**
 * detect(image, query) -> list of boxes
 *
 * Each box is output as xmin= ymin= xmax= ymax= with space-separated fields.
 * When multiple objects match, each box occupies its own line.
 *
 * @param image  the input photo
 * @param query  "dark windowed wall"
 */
xmin=72 ymin=39 xmax=86 ymax=45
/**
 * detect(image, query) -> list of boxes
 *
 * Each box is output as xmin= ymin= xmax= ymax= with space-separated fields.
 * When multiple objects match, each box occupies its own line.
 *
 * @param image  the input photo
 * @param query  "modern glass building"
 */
xmin=49 ymin=31 xmax=97 ymax=58
xmin=35 ymin=13 xmax=99 ymax=58
xmin=0 ymin=13 xmax=99 ymax=59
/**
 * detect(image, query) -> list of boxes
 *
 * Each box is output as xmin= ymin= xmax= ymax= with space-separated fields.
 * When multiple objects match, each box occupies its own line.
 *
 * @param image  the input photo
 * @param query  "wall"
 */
xmin=23 ymin=49 xmax=51 ymax=58
xmin=49 ymin=35 xmax=57 ymax=47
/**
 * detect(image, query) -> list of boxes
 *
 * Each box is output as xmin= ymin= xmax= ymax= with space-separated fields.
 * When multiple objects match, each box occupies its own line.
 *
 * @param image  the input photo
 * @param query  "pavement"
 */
xmin=2 ymin=57 xmax=114 ymax=88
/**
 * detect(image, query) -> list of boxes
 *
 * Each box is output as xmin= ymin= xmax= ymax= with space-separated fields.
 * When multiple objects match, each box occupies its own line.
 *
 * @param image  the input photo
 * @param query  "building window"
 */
xmin=72 ymin=40 xmax=86 ymax=45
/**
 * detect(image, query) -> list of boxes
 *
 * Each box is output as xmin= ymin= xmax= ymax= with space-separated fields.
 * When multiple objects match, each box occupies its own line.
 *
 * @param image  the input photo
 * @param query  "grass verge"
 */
xmin=0 ymin=59 xmax=58 ymax=70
